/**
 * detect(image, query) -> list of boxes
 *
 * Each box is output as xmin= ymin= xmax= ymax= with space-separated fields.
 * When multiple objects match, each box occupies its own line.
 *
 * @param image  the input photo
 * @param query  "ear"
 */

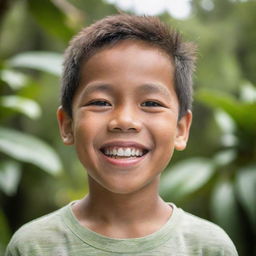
xmin=57 ymin=106 xmax=74 ymax=145
xmin=174 ymin=110 xmax=192 ymax=151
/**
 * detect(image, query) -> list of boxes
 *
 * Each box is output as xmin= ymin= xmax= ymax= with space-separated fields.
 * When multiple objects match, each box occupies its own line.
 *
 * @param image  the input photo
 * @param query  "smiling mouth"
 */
xmin=100 ymin=146 xmax=149 ymax=159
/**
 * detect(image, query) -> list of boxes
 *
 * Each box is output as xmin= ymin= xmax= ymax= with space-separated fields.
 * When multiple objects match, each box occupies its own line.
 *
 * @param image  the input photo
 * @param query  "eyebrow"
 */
xmin=81 ymin=83 xmax=113 ymax=96
xmin=137 ymin=83 xmax=172 ymax=98
xmin=80 ymin=82 xmax=172 ymax=99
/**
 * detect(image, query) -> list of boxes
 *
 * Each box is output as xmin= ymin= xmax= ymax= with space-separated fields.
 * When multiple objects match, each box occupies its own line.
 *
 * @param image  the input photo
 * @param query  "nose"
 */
xmin=108 ymin=105 xmax=142 ymax=133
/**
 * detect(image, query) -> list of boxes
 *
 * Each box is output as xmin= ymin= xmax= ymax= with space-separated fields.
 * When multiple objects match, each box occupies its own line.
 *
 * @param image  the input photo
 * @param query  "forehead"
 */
xmin=77 ymin=40 xmax=176 ymax=98
xmin=82 ymin=39 xmax=174 ymax=76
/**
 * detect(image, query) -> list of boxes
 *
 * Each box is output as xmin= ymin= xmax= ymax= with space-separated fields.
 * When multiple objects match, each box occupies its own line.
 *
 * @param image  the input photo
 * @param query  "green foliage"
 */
xmin=7 ymin=52 xmax=63 ymax=76
xmin=160 ymin=158 xmax=215 ymax=201
xmin=211 ymin=180 xmax=241 ymax=242
xmin=196 ymin=89 xmax=256 ymax=135
xmin=0 ymin=127 xmax=62 ymax=175
xmin=196 ymin=87 xmax=255 ymax=253
xmin=0 ymin=69 xmax=28 ymax=90
xmin=27 ymin=0 xmax=75 ymax=42
xmin=0 ymin=46 xmax=64 ymax=254
xmin=0 ymin=160 xmax=21 ymax=196
xmin=0 ymin=95 xmax=41 ymax=119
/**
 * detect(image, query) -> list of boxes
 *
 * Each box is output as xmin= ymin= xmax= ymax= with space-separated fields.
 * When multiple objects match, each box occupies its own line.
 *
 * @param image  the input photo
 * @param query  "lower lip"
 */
xmin=99 ymin=152 xmax=148 ymax=167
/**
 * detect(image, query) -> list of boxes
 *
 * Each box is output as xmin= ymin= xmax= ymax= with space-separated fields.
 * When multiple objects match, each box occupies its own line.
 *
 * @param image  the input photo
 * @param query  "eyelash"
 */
xmin=141 ymin=101 xmax=163 ymax=107
xmin=87 ymin=100 xmax=111 ymax=106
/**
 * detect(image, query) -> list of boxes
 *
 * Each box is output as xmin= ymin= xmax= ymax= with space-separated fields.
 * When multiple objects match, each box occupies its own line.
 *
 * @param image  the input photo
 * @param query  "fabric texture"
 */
xmin=5 ymin=202 xmax=238 ymax=256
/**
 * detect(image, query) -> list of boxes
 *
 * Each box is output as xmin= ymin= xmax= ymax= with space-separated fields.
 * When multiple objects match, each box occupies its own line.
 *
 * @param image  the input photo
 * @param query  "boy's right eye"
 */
xmin=87 ymin=100 xmax=111 ymax=106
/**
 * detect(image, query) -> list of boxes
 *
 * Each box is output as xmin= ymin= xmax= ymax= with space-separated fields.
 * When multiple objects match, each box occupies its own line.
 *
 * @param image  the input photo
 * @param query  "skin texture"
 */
xmin=57 ymin=40 xmax=192 ymax=238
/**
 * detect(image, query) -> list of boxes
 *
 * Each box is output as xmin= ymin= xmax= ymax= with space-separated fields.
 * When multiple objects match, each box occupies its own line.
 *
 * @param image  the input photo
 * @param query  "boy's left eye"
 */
xmin=141 ymin=101 xmax=163 ymax=107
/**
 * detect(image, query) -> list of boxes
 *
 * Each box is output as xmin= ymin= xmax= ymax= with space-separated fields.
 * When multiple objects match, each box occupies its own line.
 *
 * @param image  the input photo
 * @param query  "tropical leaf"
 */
xmin=196 ymin=89 xmax=256 ymax=135
xmin=0 ymin=69 xmax=28 ymax=90
xmin=211 ymin=180 xmax=241 ymax=243
xmin=0 ymin=160 xmax=21 ymax=196
xmin=213 ymin=149 xmax=236 ymax=166
xmin=0 ymin=127 xmax=62 ymax=175
xmin=0 ymin=95 xmax=41 ymax=119
xmin=240 ymin=81 xmax=256 ymax=103
xmin=7 ymin=52 xmax=63 ymax=76
xmin=160 ymin=158 xmax=215 ymax=201
xmin=27 ymin=0 xmax=74 ymax=42
xmin=214 ymin=110 xmax=236 ymax=134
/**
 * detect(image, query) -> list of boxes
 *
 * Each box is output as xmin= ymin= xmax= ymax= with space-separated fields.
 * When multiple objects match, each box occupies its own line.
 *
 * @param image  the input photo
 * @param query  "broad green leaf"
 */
xmin=27 ymin=0 xmax=74 ymax=42
xmin=0 ymin=160 xmax=21 ymax=196
xmin=214 ymin=111 xmax=238 ymax=146
xmin=0 ymin=127 xmax=62 ymax=175
xmin=235 ymin=165 xmax=256 ymax=228
xmin=213 ymin=149 xmax=236 ymax=166
xmin=0 ymin=69 xmax=28 ymax=90
xmin=7 ymin=52 xmax=63 ymax=76
xmin=214 ymin=110 xmax=236 ymax=134
xmin=0 ymin=95 xmax=41 ymax=119
xmin=160 ymin=158 xmax=215 ymax=201
xmin=240 ymin=81 xmax=256 ymax=103
xmin=196 ymin=89 xmax=256 ymax=135
xmin=211 ymin=180 xmax=241 ymax=242
xmin=219 ymin=133 xmax=238 ymax=147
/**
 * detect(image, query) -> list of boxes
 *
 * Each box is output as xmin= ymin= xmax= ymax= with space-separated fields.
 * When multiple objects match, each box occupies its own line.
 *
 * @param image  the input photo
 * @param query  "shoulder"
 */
xmin=11 ymin=207 xmax=64 ymax=240
xmin=178 ymin=209 xmax=238 ymax=255
xmin=5 ymin=205 xmax=68 ymax=255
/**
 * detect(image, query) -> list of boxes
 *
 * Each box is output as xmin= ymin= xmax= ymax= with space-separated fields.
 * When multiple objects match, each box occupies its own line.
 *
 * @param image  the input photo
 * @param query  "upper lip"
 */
xmin=99 ymin=141 xmax=150 ymax=151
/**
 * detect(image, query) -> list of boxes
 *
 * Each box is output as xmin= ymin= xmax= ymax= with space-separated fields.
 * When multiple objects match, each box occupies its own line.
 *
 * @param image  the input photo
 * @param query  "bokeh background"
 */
xmin=0 ymin=0 xmax=255 ymax=255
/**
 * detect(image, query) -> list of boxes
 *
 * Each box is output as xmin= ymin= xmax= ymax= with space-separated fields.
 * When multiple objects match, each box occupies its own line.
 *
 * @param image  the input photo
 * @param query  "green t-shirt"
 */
xmin=5 ymin=202 xmax=238 ymax=256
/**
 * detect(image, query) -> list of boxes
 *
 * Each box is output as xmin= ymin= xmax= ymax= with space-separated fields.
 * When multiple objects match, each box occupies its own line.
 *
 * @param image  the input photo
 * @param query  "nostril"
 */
xmin=108 ymin=116 xmax=142 ymax=133
xmin=109 ymin=126 xmax=140 ymax=133
xmin=128 ymin=127 xmax=137 ymax=131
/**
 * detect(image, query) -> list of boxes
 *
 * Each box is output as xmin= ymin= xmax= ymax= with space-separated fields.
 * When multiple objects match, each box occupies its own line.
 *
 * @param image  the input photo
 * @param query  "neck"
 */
xmin=86 ymin=176 xmax=164 ymax=222
xmin=72 ymin=176 xmax=172 ymax=238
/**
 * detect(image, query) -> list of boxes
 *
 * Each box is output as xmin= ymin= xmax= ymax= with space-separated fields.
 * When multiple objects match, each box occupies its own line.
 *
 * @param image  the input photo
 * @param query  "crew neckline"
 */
xmin=61 ymin=201 xmax=182 ymax=253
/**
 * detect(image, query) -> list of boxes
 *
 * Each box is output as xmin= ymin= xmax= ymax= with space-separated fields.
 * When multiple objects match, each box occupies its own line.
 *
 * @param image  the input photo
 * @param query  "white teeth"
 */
xmin=124 ymin=148 xmax=131 ymax=156
xmin=103 ymin=147 xmax=144 ymax=157
xmin=135 ymin=149 xmax=139 ymax=156
xmin=117 ymin=148 xmax=123 ymax=156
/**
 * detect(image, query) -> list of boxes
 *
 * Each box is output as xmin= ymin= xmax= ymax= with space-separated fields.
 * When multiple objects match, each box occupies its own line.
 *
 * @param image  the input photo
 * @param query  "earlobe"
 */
xmin=56 ymin=106 xmax=74 ymax=145
xmin=175 ymin=110 xmax=192 ymax=151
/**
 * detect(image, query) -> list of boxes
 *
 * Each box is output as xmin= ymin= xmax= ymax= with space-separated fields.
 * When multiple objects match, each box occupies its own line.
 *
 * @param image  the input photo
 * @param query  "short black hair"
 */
xmin=61 ymin=14 xmax=196 ymax=118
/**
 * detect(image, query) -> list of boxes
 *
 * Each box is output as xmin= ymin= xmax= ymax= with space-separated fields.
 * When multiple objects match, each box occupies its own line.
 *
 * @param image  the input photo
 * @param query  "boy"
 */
xmin=5 ymin=14 xmax=238 ymax=255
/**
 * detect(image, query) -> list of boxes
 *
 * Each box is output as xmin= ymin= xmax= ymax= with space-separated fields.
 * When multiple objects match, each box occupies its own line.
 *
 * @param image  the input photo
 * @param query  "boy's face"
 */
xmin=58 ymin=40 xmax=192 ymax=195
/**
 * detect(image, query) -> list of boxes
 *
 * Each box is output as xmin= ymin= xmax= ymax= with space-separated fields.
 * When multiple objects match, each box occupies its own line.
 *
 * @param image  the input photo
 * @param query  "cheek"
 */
xmin=148 ymin=116 xmax=177 ymax=144
xmin=74 ymin=112 xmax=104 ymax=141
xmin=73 ymin=113 xmax=107 ymax=164
xmin=147 ymin=116 xmax=177 ymax=163
xmin=73 ymin=119 xmax=95 ymax=160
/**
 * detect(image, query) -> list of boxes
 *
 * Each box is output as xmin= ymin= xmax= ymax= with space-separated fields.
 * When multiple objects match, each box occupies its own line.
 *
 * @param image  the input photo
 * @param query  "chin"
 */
xmin=102 ymin=183 xmax=140 ymax=195
xmin=103 ymin=178 xmax=156 ymax=195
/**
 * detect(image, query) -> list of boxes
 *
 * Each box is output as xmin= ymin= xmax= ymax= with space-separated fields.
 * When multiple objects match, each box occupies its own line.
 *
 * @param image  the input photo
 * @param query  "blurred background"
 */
xmin=0 ymin=0 xmax=255 ymax=255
